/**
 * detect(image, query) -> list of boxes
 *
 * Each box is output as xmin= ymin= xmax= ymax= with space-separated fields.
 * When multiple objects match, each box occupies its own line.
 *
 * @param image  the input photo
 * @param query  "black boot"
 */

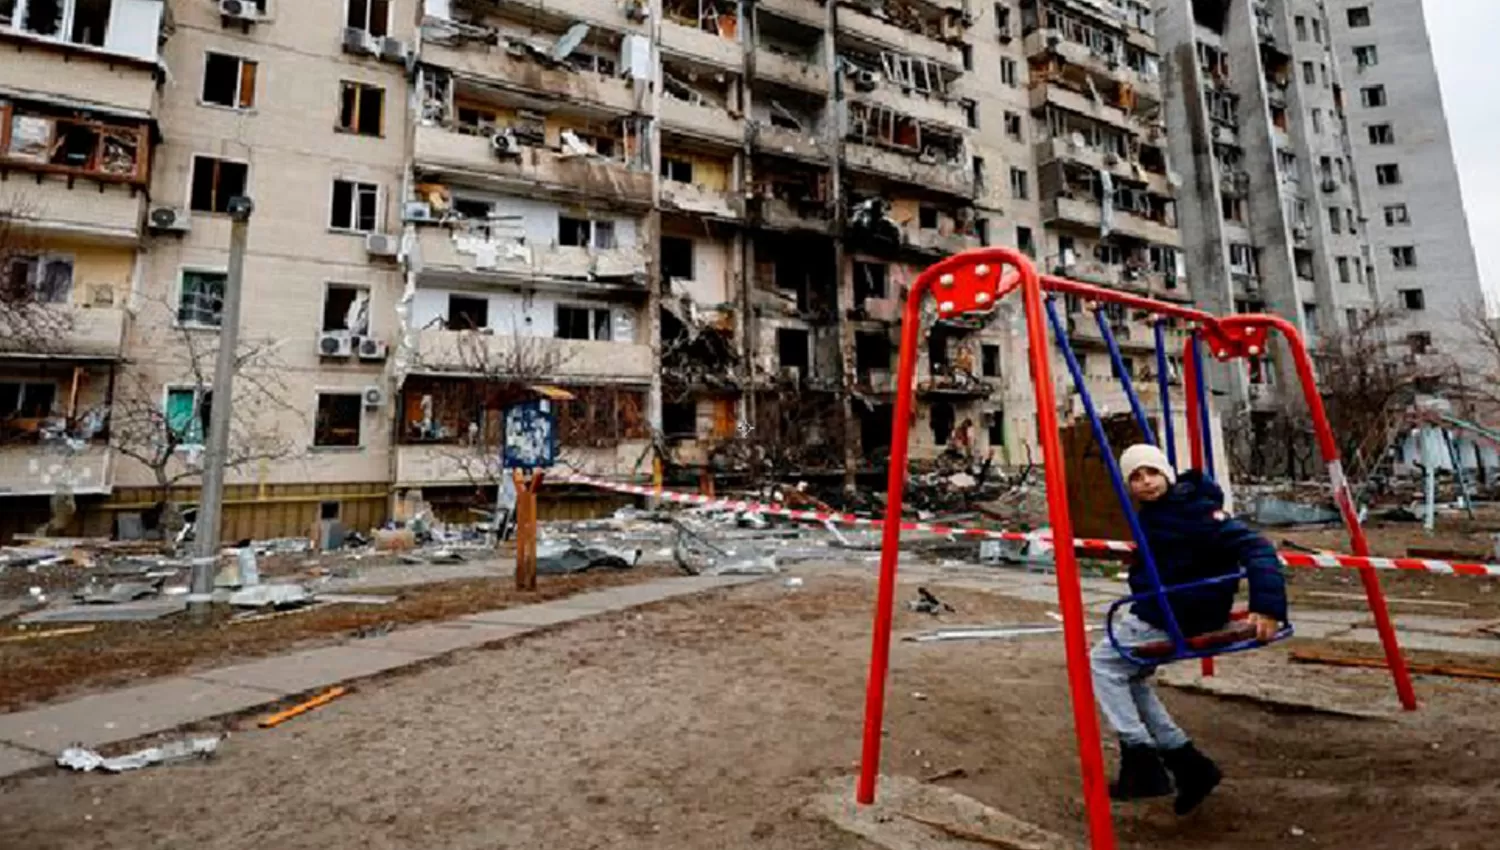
xmin=1160 ymin=742 xmax=1222 ymax=814
xmin=1109 ymin=742 xmax=1174 ymax=801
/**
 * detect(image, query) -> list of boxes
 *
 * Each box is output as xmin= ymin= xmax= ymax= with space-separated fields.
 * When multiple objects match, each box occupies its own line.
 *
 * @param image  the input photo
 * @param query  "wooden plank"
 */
xmin=1289 ymin=650 xmax=1500 ymax=682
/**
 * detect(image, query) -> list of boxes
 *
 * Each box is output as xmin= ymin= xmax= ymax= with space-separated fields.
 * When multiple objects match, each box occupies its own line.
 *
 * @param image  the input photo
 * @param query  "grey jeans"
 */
xmin=1090 ymin=612 xmax=1190 ymax=749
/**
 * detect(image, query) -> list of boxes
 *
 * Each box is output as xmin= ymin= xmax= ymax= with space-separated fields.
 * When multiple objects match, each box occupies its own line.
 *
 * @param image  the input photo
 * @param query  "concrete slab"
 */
xmin=460 ymin=601 xmax=603 ymax=628
xmin=0 ymin=678 xmax=280 ymax=754
xmin=1293 ymin=609 xmax=1370 ymax=626
xmin=347 ymin=622 xmax=530 ymax=657
xmin=17 ymin=599 xmax=186 ymax=624
xmin=810 ymin=774 xmax=1078 ymax=850
xmin=192 ymin=645 xmax=423 ymax=695
xmin=0 ymin=742 xmax=49 ymax=778
xmin=1339 ymin=628 xmax=1500 ymax=657
xmin=1388 ymin=614 xmax=1496 ymax=636
xmin=1285 ymin=620 xmax=1358 ymax=640
xmin=551 ymin=581 xmax=704 ymax=612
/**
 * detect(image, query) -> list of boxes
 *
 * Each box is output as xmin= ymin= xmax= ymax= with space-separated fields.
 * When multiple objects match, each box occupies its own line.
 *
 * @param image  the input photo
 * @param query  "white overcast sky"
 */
xmin=1424 ymin=0 xmax=1498 ymax=303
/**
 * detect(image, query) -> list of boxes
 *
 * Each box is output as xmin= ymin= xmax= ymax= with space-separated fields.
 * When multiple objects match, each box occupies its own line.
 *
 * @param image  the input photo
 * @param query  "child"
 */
xmin=1090 ymin=443 xmax=1287 ymax=815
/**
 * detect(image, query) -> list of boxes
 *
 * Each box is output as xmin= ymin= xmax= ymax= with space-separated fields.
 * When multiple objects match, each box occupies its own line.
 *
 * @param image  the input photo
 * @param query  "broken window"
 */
xmin=1009 ymin=168 xmax=1029 ymax=199
xmin=339 ymin=82 xmax=385 ymax=136
xmin=165 ymin=388 xmax=211 ymax=446
xmin=203 ymin=53 xmax=257 ymax=110
xmin=1368 ymin=123 xmax=1394 ymax=145
xmin=190 ymin=156 xmax=249 ymax=213
xmin=1336 ymin=257 xmax=1350 ymax=283
xmin=661 ymin=236 xmax=694 ymax=281
xmin=853 ymin=261 xmax=887 ymax=308
xmin=660 ymin=156 xmax=694 ymax=183
xmin=962 ymin=100 xmax=977 ymax=129
xmin=1016 ymin=226 xmax=1035 ymax=257
xmin=918 ymin=206 xmax=939 ymax=230
xmin=1375 ymin=163 xmax=1401 ymax=186
xmin=330 ymin=180 xmax=380 ymax=232
xmin=3 ymin=254 xmax=73 ymax=304
xmin=1004 ymin=111 xmax=1023 ymax=141
xmin=1000 ymin=57 xmax=1018 ymax=87
xmin=1329 ymin=206 xmax=1342 ymax=233
xmin=1400 ymin=289 xmax=1425 ymax=310
xmin=776 ymin=327 xmax=810 ymax=376
xmin=556 ymin=305 xmax=613 ymax=341
xmin=662 ymin=402 xmax=697 ymax=438
xmin=178 ymin=270 xmax=225 ymax=327
xmin=314 ymin=393 xmax=363 ymax=448
xmin=929 ymin=401 xmax=955 ymax=444
xmin=855 ymin=331 xmax=891 ymax=375
xmin=1391 ymin=246 xmax=1417 ymax=268
xmin=323 ymin=284 xmax=370 ymax=332
xmin=1348 ymin=6 xmax=1371 ymax=27
xmin=558 ymin=216 xmax=616 ymax=249
xmin=0 ymin=381 xmax=57 ymax=419
xmin=1353 ymin=45 xmax=1378 ymax=68
xmin=347 ymin=0 xmax=389 ymax=37
xmin=1361 ymin=85 xmax=1386 ymax=108
xmin=446 ymin=294 xmax=489 ymax=330
xmin=1384 ymin=204 xmax=1409 ymax=226
xmin=19 ymin=0 xmax=62 ymax=36
xmin=981 ymin=344 xmax=1000 ymax=378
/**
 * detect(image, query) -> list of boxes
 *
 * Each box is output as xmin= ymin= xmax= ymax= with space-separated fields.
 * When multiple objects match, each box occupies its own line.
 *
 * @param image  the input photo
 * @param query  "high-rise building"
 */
xmin=1326 ymin=0 xmax=1484 ymax=356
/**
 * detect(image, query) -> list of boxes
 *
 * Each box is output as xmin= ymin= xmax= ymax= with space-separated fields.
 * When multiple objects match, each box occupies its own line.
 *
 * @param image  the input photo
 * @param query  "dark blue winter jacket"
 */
xmin=1128 ymin=470 xmax=1288 ymax=637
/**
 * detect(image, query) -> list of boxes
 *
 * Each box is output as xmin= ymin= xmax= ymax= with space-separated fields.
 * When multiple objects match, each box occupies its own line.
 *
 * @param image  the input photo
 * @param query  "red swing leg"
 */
xmin=1181 ymin=340 xmax=1217 ymax=678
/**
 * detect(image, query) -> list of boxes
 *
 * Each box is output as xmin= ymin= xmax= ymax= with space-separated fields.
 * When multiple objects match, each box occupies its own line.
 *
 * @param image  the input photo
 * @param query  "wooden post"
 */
xmin=514 ymin=469 xmax=542 ymax=591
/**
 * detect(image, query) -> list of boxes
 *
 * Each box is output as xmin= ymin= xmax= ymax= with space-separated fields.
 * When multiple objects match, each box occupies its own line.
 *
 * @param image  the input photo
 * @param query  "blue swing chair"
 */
xmin=1042 ymin=298 xmax=1295 ymax=667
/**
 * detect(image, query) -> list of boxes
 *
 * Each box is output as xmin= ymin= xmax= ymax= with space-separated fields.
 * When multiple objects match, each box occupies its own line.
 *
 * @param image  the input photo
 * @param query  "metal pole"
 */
xmin=190 ymin=197 xmax=253 ymax=613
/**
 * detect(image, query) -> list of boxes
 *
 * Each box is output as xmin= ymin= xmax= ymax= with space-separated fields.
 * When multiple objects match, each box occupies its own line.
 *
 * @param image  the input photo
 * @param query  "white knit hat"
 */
xmin=1119 ymin=443 xmax=1176 ymax=485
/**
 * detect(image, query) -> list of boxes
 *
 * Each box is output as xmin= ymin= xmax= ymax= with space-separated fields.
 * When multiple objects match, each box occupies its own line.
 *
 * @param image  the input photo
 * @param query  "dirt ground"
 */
xmin=2 ymin=574 xmax=1497 ymax=850
xmin=0 ymin=566 xmax=671 ymax=712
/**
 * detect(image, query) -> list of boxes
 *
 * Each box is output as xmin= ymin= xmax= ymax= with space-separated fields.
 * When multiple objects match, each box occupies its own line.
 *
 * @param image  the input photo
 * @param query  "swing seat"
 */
xmin=1133 ymin=611 xmax=1260 ymax=659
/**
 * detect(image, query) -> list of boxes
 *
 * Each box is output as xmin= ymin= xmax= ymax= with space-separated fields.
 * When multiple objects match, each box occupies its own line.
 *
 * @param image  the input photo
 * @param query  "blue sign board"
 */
xmin=502 ymin=400 xmax=558 ymax=470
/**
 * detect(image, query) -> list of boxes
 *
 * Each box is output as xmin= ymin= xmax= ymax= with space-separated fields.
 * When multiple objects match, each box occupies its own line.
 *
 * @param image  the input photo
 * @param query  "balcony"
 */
xmin=836 ymin=7 xmax=963 ymax=71
xmin=758 ymin=0 xmax=826 ymax=28
xmin=1034 ymin=138 xmax=1171 ymax=196
xmin=755 ymin=48 xmax=831 ymax=95
xmin=412 ymin=125 xmax=653 ymax=206
xmin=871 ymin=85 xmax=969 ymax=132
xmin=660 ymin=96 xmax=746 ymax=146
xmin=0 ymin=443 xmax=113 ymax=497
xmin=412 ymin=329 xmax=653 ymax=380
xmin=485 ymin=0 xmax=649 ymax=32
xmin=0 ymin=179 xmax=145 ymax=243
xmin=0 ymin=31 xmax=159 ymax=116
xmin=905 ymin=227 xmax=980 ymax=256
xmin=1023 ymin=30 xmax=1159 ymax=99
xmin=753 ymin=196 xmax=832 ymax=233
xmin=661 ymin=19 xmax=744 ymax=68
xmin=0 ymin=306 xmax=128 ymax=361
xmin=415 ymin=227 xmax=648 ymax=285
xmin=752 ymin=123 xmax=830 ymax=162
xmin=842 ymin=143 xmax=974 ymax=198
xmin=916 ymin=375 xmax=995 ymax=398
xmin=1043 ymin=197 xmax=1181 ymax=247
xmin=660 ymin=180 xmax=743 ymax=219
xmin=422 ymin=42 xmax=642 ymax=115
xmin=1029 ymin=83 xmax=1133 ymax=133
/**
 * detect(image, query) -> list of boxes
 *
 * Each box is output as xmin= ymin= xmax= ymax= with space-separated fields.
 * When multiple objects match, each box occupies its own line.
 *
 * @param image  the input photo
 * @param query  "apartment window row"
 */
xmin=162 ymin=386 xmax=367 ymax=450
xmin=199 ymin=51 xmax=387 ymax=137
xmin=0 ymin=0 xmax=118 ymax=48
xmin=189 ymin=156 xmax=386 ymax=234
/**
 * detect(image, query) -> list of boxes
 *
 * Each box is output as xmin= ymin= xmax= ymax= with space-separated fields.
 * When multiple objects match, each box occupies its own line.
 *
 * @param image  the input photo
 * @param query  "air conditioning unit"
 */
xmin=365 ymin=232 xmax=399 ymax=257
xmin=379 ymin=37 xmax=408 ymax=64
xmin=148 ymin=206 xmax=190 ymax=232
xmin=853 ymin=69 xmax=878 ymax=91
xmin=342 ymin=27 xmax=376 ymax=56
xmin=318 ymin=331 xmax=354 ymax=358
xmin=491 ymin=129 xmax=521 ymax=157
xmin=402 ymin=201 xmax=435 ymax=222
xmin=356 ymin=336 xmax=388 ymax=360
xmin=362 ymin=386 xmax=386 ymax=408
xmin=219 ymin=0 xmax=261 ymax=24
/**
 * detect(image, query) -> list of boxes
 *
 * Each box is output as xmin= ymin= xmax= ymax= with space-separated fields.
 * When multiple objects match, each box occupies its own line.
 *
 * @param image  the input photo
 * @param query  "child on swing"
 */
xmin=1091 ymin=443 xmax=1288 ymax=814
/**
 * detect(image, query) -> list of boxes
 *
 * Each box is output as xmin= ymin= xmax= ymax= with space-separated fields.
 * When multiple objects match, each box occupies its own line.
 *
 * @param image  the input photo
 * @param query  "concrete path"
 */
xmin=0 ymin=574 xmax=762 ymax=780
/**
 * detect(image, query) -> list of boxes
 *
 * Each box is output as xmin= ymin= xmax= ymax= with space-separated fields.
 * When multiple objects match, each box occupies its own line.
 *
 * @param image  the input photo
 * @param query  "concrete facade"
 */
xmin=1326 ymin=0 xmax=1485 ymax=355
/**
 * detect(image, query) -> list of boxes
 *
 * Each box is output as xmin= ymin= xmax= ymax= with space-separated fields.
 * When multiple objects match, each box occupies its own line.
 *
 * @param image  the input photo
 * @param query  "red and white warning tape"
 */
xmin=554 ymin=471 xmax=1500 ymax=578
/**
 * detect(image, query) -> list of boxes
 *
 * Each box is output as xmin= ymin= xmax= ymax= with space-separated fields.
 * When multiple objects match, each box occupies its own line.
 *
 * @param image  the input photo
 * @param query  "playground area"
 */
xmin=1 ymin=568 xmax=1497 ymax=849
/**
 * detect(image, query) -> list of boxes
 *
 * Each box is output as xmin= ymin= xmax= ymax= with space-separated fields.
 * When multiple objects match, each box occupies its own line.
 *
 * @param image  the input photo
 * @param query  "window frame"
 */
xmin=162 ymin=384 xmax=213 ymax=448
xmin=313 ymin=391 xmax=365 ymax=449
xmin=176 ymin=267 xmax=228 ymax=330
xmin=344 ymin=0 xmax=391 ymax=38
xmin=336 ymin=80 xmax=385 ymax=137
xmin=554 ymin=304 xmax=613 ymax=342
xmin=201 ymin=51 xmax=258 ymax=111
xmin=187 ymin=154 xmax=251 ymax=215
xmin=3 ymin=251 xmax=75 ymax=304
xmin=328 ymin=178 xmax=382 ymax=234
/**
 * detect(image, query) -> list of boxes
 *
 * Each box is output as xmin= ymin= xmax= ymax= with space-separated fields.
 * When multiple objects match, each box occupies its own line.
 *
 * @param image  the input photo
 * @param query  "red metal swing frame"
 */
xmin=855 ymin=248 xmax=1416 ymax=850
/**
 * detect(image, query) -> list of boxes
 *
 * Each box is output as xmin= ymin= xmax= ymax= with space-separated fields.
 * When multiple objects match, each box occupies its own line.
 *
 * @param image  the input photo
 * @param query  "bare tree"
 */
xmin=0 ymin=198 xmax=77 ymax=363
xmin=104 ymin=292 xmax=303 ymax=541
xmin=1453 ymin=296 xmax=1500 ymax=416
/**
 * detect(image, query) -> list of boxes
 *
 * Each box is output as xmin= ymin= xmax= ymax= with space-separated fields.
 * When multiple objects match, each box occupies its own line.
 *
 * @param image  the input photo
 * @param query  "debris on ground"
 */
xmin=228 ymin=584 xmax=312 ymax=609
xmin=259 ymin=686 xmax=349 ymax=728
xmin=907 ymin=588 xmax=955 ymax=615
xmin=904 ymin=625 xmax=1077 ymax=643
xmin=536 ymin=538 xmax=641 ymax=574
xmin=58 ymin=736 xmax=221 ymax=773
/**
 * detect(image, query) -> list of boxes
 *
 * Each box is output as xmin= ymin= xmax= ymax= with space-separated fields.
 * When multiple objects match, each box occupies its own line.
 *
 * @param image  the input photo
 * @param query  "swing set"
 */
xmin=855 ymin=247 xmax=1416 ymax=850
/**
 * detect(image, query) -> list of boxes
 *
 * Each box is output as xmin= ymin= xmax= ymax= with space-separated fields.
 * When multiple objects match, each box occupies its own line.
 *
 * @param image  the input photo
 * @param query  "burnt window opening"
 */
xmin=853 ymin=261 xmax=888 ymax=308
xmin=203 ymin=53 xmax=258 ymax=110
xmin=662 ymin=402 xmax=697 ymax=438
xmin=661 ymin=156 xmax=694 ymax=183
xmin=446 ymin=295 xmax=488 ymax=330
xmin=986 ymin=411 xmax=1004 ymax=447
xmin=855 ymin=331 xmax=892 ymax=376
xmin=918 ymin=206 xmax=939 ymax=230
xmin=861 ymin=404 xmax=894 ymax=454
xmin=981 ymin=344 xmax=1000 ymax=377
xmin=339 ymin=82 xmax=385 ymax=136
xmin=775 ymin=254 xmax=813 ymax=312
xmin=314 ymin=393 xmax=363 ymax=448
xmin=190 ymin=157 xmax=249 ymax=213
xmin=556 ymin=305 xmax=613 ymax=341
xmin=661 ymin=236 xmax=694 ymax=281
xmin=929 ymin=401 xmax=956 ymax=444
xmin=927 ymin=328 xmax=951 ymax=374
xmin=776 ymin=327 xmax=811 ymax=376
xmin=323 ymin=284 xmax=370 ymax=332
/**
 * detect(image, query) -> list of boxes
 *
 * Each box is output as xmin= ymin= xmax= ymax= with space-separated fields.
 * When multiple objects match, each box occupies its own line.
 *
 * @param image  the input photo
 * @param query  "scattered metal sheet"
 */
xmin=537 ymin=538 xmax=641 ymax=574
xmin=18 ymin=599 xmax=187 ymax=624
xmin=315 ymin=593 xmax=399 ymax=606
xmin=58 ymin=736 xmax=220 ymax=773
xmin=228 ymin=584 xmax=312 ymax=609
